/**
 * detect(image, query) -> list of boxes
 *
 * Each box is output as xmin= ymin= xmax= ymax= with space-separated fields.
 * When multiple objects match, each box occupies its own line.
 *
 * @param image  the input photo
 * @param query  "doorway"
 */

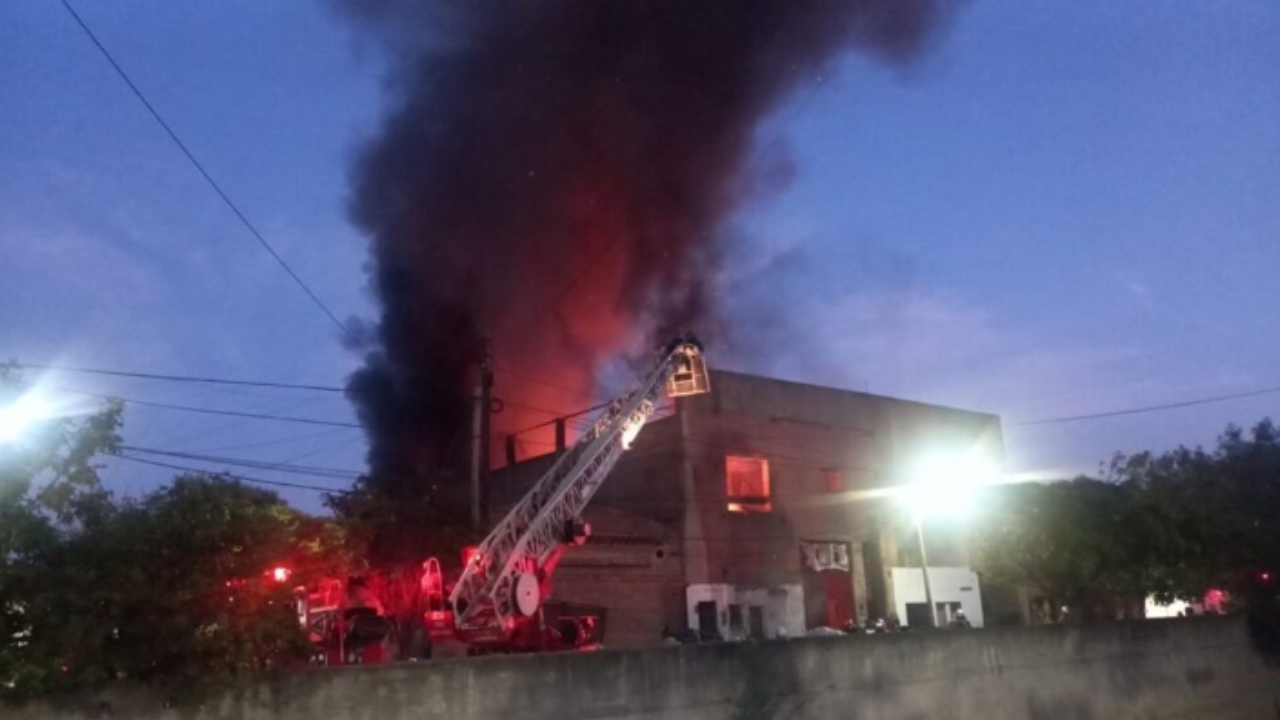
xmin=748 ymin=606 xmax=765 ymax=640
xmin=905 ymin=601 xmax=962 ymax=628
xmin=695 ymin=601 xmax=719 ymax=641
xmin=801 ymin=543 xmax=855 ymax=630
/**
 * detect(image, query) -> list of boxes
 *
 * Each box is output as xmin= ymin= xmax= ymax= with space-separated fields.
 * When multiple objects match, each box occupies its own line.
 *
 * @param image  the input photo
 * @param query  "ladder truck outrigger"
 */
xmin=421 ymin=334 xmax=711 ymax=653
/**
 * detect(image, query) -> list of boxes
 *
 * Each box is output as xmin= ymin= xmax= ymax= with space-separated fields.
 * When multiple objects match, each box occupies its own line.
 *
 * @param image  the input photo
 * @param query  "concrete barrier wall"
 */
xmin=15 ymin=618 xmax=1279 ymax=720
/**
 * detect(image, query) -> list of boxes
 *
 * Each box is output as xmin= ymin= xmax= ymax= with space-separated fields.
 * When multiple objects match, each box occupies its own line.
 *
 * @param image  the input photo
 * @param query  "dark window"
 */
xmin=729 ymin=604 xmax=743 ymax=630
xmin=726 ymin=456 xmax=771 ymax=513
xmin=905 ymin=602 xmax=932 ymax=629
xmin=695 ymin=601 xmax=720 ymax=641
xmin=748 ymin=606 xmax=765 ymax=639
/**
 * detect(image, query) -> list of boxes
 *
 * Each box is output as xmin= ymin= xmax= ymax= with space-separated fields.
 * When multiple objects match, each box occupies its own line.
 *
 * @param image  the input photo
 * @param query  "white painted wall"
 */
xmin=1146 ymin=589 xmax=1227 ymax=618
xmin=890 ymin=567 xmax=984 ymax=628
xmin=686 ymin=583 xmax=804 ymax=639
xmin=735 ymin=584 xmax=805 ymax=639
xmin=1146 ymin=597 xmax=1192 ymax=618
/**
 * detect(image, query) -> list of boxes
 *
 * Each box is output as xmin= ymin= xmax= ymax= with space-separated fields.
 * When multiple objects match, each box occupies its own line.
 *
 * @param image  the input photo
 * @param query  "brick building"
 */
xmin=489 ymin=369 xmax=1004 ymax=648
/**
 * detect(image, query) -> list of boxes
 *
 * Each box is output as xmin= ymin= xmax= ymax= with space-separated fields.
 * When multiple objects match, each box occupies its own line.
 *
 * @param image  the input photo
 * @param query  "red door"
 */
xmin=824 ymin=570 xmax=854 ymax=628
xmin=801 ymin=542 xmax=856 ymax=630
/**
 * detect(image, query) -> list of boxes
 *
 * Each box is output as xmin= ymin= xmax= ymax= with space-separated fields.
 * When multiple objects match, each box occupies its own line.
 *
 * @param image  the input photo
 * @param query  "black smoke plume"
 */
xmin=340 ymin=1 xmax=953 ymax=485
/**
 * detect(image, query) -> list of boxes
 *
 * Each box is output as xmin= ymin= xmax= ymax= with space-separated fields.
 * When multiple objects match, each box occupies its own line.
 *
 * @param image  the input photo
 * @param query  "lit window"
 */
xmin=726 ymin=456 xmax=771 ymax=513
xmin=822 ymin=468 xmax=843 ymax=493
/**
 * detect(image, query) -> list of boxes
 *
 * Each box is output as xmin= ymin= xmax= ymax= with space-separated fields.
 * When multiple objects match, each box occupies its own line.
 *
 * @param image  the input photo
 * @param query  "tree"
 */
xmin=325 ymin=473 xmax=476 ymax=660
xmin=976 ymin=419 xmax=1280 ymax=632
xmin=1110 ymin=419 xmax=1280 ymax=597
xmin=974 ymin=477 xmax=1165 ymax=620
xmin=326 ymin=471 xmax=475 ymax=568
xmin=2 ymin=364 xmax=124 ymax=696
xmin=5 ymin=478 xmax=317 ymax=698
xmin=1 ymin=366 xmax=344 ymax=702
xmin=1111 ymin=420 xmax=1280 ymax=655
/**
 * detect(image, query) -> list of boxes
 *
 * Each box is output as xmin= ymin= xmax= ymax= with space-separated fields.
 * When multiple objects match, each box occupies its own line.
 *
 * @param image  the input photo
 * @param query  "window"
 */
xmin=822 ymin=468 xmax=843 ymax=493
xmin=726 ymin=456 xmax=771 ymax=512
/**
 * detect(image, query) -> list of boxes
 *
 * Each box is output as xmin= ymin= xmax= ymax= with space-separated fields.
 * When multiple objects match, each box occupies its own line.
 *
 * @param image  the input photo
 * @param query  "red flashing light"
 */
xmin=461 ymin=546 xmax=480 ymax=568
xmin=1262 ymin=572 xmax=1272 ymax=583
xmin=272 ymin=566 xmax=291 ymax=583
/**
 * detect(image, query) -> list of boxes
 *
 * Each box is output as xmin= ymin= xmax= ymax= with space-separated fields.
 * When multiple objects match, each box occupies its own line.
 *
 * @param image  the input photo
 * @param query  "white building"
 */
xmin=890 ymin=566 xmax=984 ymax=628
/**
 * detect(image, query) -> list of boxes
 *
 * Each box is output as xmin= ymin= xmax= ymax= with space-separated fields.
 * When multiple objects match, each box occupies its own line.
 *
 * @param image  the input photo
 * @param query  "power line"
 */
xmin=1007 ymin=385 xmax=1280 ymax=427
xmin=492 ymin=363 xmax=598 ymax=400
xmin=58 ymin=0 xmax=352 ymax=339
xmin=17 ymin=362 xmax=344 ymax=393
xmin=273 ymin=431 xmax=366 ymax=467
xmin=113 ymin=453 xmax=353 ymax=495
xmin=544 ymin=240 xmax=619 ymax=318
xmin=119 ymin=445 xmax=361 ymax=480
xmin=183 ymin=427 xmax=354 ymax=454
xmin=497 ymin=398 xmax=577 ymax=417
xmin=65 ymin=389 xmax=362 ymax=428
xmin=26 ymin=362 xmax=590 ymax=422
xmin=507 ymin=401 xmax=611 ymax=437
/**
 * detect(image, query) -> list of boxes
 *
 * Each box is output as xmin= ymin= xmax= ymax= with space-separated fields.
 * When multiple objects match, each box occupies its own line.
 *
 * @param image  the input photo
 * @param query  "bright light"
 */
xmin=461 ymin=546 xmax=481 ymax=568
xmin=0 ymin=391 xmax=53 ymax=444
xmin=901 ymin=449 xmax=1000 ymax=521
xmin=272 ymin=567 xmax=291 ymax=583
xmin=620 ymin=419 xmax=642 ymax=450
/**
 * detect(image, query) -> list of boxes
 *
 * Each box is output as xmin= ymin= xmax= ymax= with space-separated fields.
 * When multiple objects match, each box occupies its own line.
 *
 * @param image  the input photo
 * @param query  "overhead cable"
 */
xmin=113 ymin=453 xmax=353 ymax=495
xmin=58 ymin=0 xmax=353 ymax=340
xmin=1008 ymin=385 xmax=1280 ymax=427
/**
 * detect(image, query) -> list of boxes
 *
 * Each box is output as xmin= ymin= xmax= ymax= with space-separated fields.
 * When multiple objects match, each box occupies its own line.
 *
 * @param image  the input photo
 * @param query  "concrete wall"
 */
xmin=17 ymin=618 xmax=1277 ymax=720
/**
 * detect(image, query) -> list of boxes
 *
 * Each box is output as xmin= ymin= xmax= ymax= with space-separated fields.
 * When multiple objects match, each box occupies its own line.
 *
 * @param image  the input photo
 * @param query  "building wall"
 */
xmin=22 ymin=619 xmax=1278 ymax=720
xmin=890 ymin=566 xmax=986 ymax=628
xmin=686 ymin=583 xmax=806 ymax=640
xmin=486 ymin=369 xmax=1004 ymax=647
xmin=547 ymin=508 xmax=685 ymax=648
xmin=664 ymin=370 xmax=1001 ymax=634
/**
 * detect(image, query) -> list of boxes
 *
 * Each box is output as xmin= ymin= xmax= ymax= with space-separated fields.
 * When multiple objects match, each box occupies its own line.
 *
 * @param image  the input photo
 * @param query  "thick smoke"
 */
xmin=341 ymin=1 xmax=951 ymax=481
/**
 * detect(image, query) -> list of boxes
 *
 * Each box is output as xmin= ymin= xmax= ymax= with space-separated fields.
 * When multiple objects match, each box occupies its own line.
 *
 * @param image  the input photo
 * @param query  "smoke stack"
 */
xmin=339 ymin=0 xmax=952 ymax=483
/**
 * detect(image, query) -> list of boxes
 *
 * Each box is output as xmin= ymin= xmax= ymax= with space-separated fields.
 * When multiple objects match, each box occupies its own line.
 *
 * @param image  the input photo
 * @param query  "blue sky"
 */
xmin=1 ymin=1 xmax=1277 ymax=510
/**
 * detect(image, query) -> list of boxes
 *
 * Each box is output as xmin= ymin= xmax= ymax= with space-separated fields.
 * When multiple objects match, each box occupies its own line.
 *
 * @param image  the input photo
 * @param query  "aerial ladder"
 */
xmin=424 ymin=334 xmax=710 ymax=651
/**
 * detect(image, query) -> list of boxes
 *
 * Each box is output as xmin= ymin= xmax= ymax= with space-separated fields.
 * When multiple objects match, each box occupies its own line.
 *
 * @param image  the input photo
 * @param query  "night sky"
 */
xmin=2 ymin=1 xmax=1277 ymax=511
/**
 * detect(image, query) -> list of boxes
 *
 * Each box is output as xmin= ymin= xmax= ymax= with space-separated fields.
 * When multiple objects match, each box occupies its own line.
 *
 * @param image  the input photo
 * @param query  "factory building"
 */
xmin=490 ymin=369 xmax=1004 ymax=647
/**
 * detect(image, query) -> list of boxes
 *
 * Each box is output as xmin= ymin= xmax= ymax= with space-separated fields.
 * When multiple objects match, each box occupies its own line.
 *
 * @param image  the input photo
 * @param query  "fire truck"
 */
xmin=296 ymin=335 xmax=710 ymax=661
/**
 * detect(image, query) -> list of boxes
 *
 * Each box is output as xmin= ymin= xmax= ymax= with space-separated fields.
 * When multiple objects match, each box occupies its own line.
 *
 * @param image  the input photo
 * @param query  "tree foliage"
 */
xmin=1109 ymin=419 xmax=1280 ymax=596
xmin=326 ymin=471 xmax=475 ymax=568
xmin=974 ymin=478 xmax=1161 ymax=616
xmin=0 ymin=368 xmax=348 ymax=702
xmin=976 ymin=419 xmax=1280 ymax=622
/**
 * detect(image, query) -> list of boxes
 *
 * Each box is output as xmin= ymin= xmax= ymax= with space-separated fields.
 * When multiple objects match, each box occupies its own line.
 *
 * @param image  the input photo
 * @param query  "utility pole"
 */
xmin=470 ymin=337 xmax=493 ymax=531
xmin=915 ymin=516 xmax=937 ymax=628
